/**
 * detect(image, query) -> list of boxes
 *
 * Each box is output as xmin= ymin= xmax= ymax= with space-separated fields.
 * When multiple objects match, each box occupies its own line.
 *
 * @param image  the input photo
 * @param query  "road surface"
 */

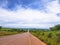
xmin=0 ymin=32 xmax=46 ymax=45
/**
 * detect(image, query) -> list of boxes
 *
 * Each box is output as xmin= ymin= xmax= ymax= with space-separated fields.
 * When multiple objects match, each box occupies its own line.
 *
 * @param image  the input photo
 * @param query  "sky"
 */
xmin=0 ymin=0 xmax=60 ymax=29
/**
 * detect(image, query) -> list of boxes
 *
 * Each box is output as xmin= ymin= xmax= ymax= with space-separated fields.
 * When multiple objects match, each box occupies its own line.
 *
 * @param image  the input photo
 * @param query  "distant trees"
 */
xmin=50 ymin=24 xmax=60 ymax=31
xmin=0 ymin=26 xmax=2 ymax=30
xmin=0 ymin=26 xmax=2 ymax=29
xmin=9 ymin=29 xmax=27 ymax=32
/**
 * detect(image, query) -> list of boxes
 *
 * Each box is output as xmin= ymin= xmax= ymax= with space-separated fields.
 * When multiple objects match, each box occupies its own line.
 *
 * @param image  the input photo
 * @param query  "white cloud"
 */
xmin=46 ymin=0 xmax=60 ymax=13
xmin=0 ymin=0 xmax=60 ymax=28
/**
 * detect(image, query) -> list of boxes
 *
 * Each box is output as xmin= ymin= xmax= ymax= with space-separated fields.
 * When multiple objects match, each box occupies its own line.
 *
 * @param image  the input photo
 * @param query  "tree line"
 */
xmin=50 ymin=24 xmax=60 ymax=31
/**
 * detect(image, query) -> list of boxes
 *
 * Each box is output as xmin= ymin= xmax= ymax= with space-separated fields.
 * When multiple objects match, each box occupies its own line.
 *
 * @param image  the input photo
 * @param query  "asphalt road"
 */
xmin=0 ymin=32 xmax=46 ymax=45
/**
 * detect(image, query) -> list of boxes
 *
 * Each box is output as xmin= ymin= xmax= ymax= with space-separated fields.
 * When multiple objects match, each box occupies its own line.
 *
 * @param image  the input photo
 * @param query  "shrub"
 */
xmin=56 ymin=33 xmax=60 ymax=43
xmin=48 ymin=33 xmax=52 ymax=38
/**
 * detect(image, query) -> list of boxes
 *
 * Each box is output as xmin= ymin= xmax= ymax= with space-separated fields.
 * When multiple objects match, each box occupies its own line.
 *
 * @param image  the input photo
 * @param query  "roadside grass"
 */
xmin=0 ymin=31 xmax=18 ymax=36
xmin=0 ymin=28 xmax=26 ymax=36
xmin=30 ymin=30 xmax=60 ymax=45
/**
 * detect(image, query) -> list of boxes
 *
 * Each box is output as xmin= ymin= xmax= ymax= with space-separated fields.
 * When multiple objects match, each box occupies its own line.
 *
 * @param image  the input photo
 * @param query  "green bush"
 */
xmin=48 ymin=33 xmax=52 ymax=38
xmin=56 ymin=33 xmax=60 ymax=43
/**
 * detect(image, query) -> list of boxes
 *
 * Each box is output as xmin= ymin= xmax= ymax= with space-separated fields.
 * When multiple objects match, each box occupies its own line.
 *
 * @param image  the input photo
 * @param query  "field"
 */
xmin=0 ymin=28 xmax=26 ymax=36
xmin=0 ymin=27 xmax=60 ymax=45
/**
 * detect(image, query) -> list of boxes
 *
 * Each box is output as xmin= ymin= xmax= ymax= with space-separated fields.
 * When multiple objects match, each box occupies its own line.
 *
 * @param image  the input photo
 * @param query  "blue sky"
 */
xmin=0 ymin=0 xmax=60 ymax=29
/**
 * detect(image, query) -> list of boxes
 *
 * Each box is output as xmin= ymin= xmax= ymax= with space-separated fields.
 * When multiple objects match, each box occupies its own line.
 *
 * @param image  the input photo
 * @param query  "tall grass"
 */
xmin=0 ymin=28 xmax=26 ymax=36
xmin=30 ymin=30 xmax=60 ymax=45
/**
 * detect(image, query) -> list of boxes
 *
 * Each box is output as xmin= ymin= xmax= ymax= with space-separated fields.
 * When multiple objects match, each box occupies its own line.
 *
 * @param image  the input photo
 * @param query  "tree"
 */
xmin=55 ymin=24 xmax=60 ymax=30
xmin=0 ymin=26 xmax=2 ymax=29
xmin=50 ymin=27 xmax=56 ymax=31
xmin=50 ymin=24 xmax=60 ymax=31
xmin=0 ymin=26 xmax=2 ymax=31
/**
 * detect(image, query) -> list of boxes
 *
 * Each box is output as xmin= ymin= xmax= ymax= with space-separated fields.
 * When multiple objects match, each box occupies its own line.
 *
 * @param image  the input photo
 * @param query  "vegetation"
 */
xmin=0 ymin=24 xmax=60 ymax=45
xmin=0 ymin=26 xmax=2 ymax=30
xmin=50 ymin=24 xmax=60 ymax=31
xmin=0 ymin=27 xmax=27 ymax=36
xmin=30 ymin=30 xmax=60 ymax=45
xmin=30 ymin=24 xmax=60 ymax=45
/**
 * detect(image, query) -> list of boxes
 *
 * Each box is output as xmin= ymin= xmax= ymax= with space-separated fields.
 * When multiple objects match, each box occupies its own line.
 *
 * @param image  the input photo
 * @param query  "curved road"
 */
xmin=0 ymin=32 xmax=46 ymax=45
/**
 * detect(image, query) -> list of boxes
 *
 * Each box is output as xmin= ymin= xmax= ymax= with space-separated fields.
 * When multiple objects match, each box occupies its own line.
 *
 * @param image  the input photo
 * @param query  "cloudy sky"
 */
xmin=0 ymin=0 xmax=60 ymax=29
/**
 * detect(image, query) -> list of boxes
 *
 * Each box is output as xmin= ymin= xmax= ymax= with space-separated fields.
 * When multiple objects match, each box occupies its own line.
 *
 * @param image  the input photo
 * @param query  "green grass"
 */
xmin=0 ymin=28 xmax=26 ymax=36
xmin=30 ymin=30 xmax=60 ymax=45
xmin=0 ymin=31 xmax=18 ymax=36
